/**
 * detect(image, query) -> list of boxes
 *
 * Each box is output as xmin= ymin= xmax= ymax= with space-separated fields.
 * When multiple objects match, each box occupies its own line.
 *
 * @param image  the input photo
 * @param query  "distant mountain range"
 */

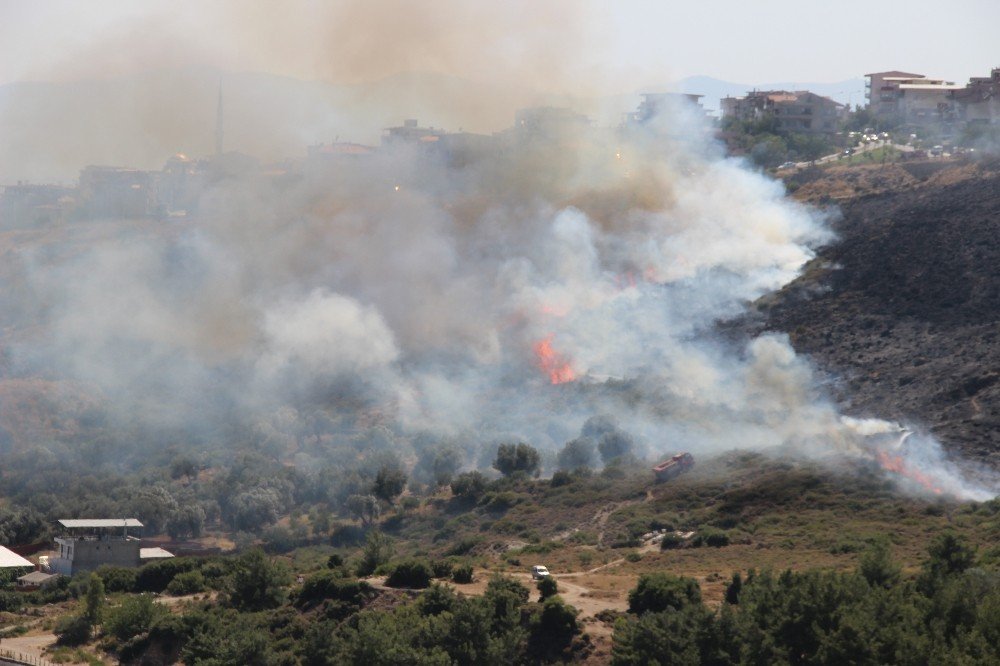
xmin=0 ymin=68 xmax=865 ymax=183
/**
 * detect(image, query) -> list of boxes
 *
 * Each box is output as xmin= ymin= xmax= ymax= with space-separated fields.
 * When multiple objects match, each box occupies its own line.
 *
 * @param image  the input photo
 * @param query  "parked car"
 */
xmin=531 ymin=565 xmax=550 ymax=580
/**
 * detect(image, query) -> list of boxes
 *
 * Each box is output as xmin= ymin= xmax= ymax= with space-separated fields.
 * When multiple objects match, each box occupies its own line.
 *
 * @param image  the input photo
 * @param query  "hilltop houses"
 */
xmin=720 ymin=90 xmax=847 ymax=134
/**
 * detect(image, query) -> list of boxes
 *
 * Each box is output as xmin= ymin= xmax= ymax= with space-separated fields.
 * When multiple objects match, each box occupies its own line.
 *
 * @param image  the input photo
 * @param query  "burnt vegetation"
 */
xmin=758 ymin=158 xmax=1000 ymax=465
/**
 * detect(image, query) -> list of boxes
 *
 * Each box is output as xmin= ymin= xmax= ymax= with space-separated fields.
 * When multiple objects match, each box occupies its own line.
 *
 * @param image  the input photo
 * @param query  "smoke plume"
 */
xmin=1 ymin=4 xmax=995 ymax=503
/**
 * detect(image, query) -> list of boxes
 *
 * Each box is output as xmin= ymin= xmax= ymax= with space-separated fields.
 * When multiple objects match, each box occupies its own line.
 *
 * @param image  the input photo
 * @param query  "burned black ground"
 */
xmin=752 ymin=158 xmax=1000 ymax=465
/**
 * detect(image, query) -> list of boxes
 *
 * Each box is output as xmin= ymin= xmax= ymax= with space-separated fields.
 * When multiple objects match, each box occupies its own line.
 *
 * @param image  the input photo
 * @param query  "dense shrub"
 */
xmin=134 ymin=557 xmax=198 ymax=593
xmin=431 ymin=560 xmax=453 ymax=579
xmin=628 ymin=573 xmax=702 ymax=615
xmin=701 ymin=528 xmax=730 ymax=548
xmin=97 ymin=566 xmax=137 ymax=593
xmin=297 ymin=570 xmax=374 ymax=610
xmin=493 ymin=443 xmax=541 ymax=477
xmin=613 ymin=534 xmax=1000 ymax=666
xmin=527 ymin=596 xmax=580 ymax=661
xmin=54 ymin=614 xmax=91 ymax=646
xmin=452 ymin=564 xmax=474 ymax=584
xmin=167 ymin=570 xmax=206 ymax=596
xmin=537 ymin=575 xmax=558 ymax=601
xmin=386 ymin=559 xmax=433 ymax=589
xmin=450 ymin=471 xmax=488 ymax=501
xmin=104 ymin=594 xmax=167 ymax=643
xmin=0 ymin=590 xmax=20 ymax=612
xmin=550 ymin=470 xmax=574 ymax=487
xmin=227 ymin=548 xmax=293 ymax=611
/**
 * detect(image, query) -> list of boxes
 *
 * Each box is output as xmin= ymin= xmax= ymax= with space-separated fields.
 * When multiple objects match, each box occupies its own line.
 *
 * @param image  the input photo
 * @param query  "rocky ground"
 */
xmin=751 ymin=156 xmax=1000 ymax=466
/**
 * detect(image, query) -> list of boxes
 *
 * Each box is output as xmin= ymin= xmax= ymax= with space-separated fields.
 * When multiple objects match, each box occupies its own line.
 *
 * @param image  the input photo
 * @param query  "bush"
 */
xmin=134 ymin=557 xmax=198 ymax=593
xmin=386 ymin=559 xmax=433 ymax=589
xmin=527 ymin=597 xmax=580 ymax=661
xmin=104 ymin=594 xmax=167 ymax=643
xmin=703 ymin=528 xmax=731 ymax=548
xmin=166 ymin=570 xmax=206 ymax=596
xmin=54 ymin=614 xmax=91 ymax=646
xmin=228 ymin=548 xmax=293 ymax=611
xmin=556 ymin=437 xmax=596 ymax=471
xmin=550 ymin=470 xmax=574 ymax=487
xmin=452 ymin=564 xmax=474 ymax=584
xmin=0 ymin=590 xmax=20 ymax=612
xmin=493 ymin=442 xmax=541 ymax=477
xmin=417 ymin=583 xmax=458 ymax=616
xmin=660 ymin=533 xmax=684 ymax=550
xmin=628 ymin=573 xmax=702 ymax=614
xmin=329 ymin=524 xmax=365 ymax=547
xmin=97 ymin=566 xmax=137 ymax=593
xmin=431 ymin=560 xmax=453 ymax=579
xmin=296 ymin=570 xmax=374 ymax=610
xmin=451 ymin=471 xmax=488 ymax=501
xmin=537 ymin=576 xmax=558 ymax=601
xmin=356 ymin=530 xmax=394 ymax=577
xmin=625 ymin=551 xmax=643 ymax=563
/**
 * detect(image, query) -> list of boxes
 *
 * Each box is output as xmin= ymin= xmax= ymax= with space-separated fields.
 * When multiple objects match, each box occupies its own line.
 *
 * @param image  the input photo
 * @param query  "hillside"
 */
xmin=756 ymin=156 xmax=1000 ymax=465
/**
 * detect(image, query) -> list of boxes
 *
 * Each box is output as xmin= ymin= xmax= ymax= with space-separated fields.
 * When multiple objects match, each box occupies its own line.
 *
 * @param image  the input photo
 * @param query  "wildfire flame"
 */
xmin=877 ymin=450 xmax=943 ymax=495
xmin=533 ymin=334 xmax=576 ymax=385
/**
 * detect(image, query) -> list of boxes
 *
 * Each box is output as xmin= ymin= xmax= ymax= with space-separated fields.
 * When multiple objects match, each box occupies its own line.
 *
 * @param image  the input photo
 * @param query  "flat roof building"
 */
xmin=49 ymin=518 xmax=172 ymax=576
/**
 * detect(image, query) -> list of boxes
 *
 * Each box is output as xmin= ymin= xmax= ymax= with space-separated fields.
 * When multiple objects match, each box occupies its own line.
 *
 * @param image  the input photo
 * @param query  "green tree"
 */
xmin=372 ymin=464 xmax=407 ymax=503
xmin=104 ymin=593 xmax=168 ymax=643
xmin=386 ymin=559 xmax=433 ymax=589
xmin=527 ymin=596 xmax=580 ymax=661
xmin=859 ymin=538 xmax=901 ymax=588
xmin=749 ymin=135 xmax=789 ymax=168
xmin=537 ymin=575 xmax=558 ymax=601
xmin=598 ymin=431 xmax=634 ymax=464
xmin=357 ymin=530 xmax=394 ymax=577
xmin=84 ymin=572 xmax=105 ymax=626
xmin=492 ymin=443 xmax=540 ymax=477
xmin=628 ymin=573 xmax=702 ymax=615
xmin=227 ymin=548 xmax=292 ymax=611
xmin=451 ymin=471 xmax=488 ymax=501
xmin=927 ymin=532 xmax=976 ymax=578
xmin=724 ymin=571 xmax=742 ymax=604
xmin=54 ymin=614 xmax=91 ymax=646
xmin=346 ymin=494 xmax=381 ymax=526
xmin=557 ymin=437 xmax=596 ymax=471
xmin=169 ymin=455 xmax=199 ymax=481
xmin=611 ymin=603 xmax=718 ymax=666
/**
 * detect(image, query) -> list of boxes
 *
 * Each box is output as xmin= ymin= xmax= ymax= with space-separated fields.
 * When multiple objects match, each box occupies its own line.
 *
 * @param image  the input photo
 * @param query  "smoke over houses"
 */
xmin=0 ymin=85 xmax=993 ymax=502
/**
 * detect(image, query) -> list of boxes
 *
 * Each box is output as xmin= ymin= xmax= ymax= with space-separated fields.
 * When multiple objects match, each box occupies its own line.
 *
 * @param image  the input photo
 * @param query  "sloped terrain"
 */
xmin=757 ymin=158 xmax=1000 ymax=465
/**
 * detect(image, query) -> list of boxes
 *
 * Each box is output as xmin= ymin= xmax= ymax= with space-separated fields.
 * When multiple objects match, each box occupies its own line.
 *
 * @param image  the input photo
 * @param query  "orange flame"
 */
xmin=877 ymin=450 xmax=943 ymax=495
xmin=533 ymin=335 xmax=576 ymax=385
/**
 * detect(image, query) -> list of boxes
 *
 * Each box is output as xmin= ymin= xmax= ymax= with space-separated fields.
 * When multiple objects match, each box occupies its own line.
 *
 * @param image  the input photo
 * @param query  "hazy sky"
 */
xmin=1 ymin=0 xmax=996 ymax=90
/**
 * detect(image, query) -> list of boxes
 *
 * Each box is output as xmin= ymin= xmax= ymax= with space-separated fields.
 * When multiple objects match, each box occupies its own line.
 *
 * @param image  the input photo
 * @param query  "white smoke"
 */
xmin=257 ymin=289 xmax=399 ymax=380
xmin=4 ymin=97 xmax=996 ymax=502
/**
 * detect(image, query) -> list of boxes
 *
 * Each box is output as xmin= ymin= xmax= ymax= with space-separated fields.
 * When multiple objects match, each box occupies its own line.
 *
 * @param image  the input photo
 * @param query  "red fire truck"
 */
xmin=653 ymin=452 xmax=694 ymax=482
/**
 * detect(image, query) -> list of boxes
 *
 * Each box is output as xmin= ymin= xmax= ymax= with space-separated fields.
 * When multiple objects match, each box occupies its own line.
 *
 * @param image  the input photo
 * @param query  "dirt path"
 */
xmin=0 ymin=633 xmax=62 ymax=665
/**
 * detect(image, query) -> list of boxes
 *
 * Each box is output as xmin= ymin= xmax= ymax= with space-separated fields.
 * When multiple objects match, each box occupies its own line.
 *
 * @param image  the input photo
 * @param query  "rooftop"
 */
xmin=0 ymin=545 xmax=33 ymax=568
xmin=898 ymin=84 xmax=965 ymax=91
xmin=18 ymin=571 xmax=59 ymax=583
xmin=58 ymin=519 xmax=143 ymax=529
